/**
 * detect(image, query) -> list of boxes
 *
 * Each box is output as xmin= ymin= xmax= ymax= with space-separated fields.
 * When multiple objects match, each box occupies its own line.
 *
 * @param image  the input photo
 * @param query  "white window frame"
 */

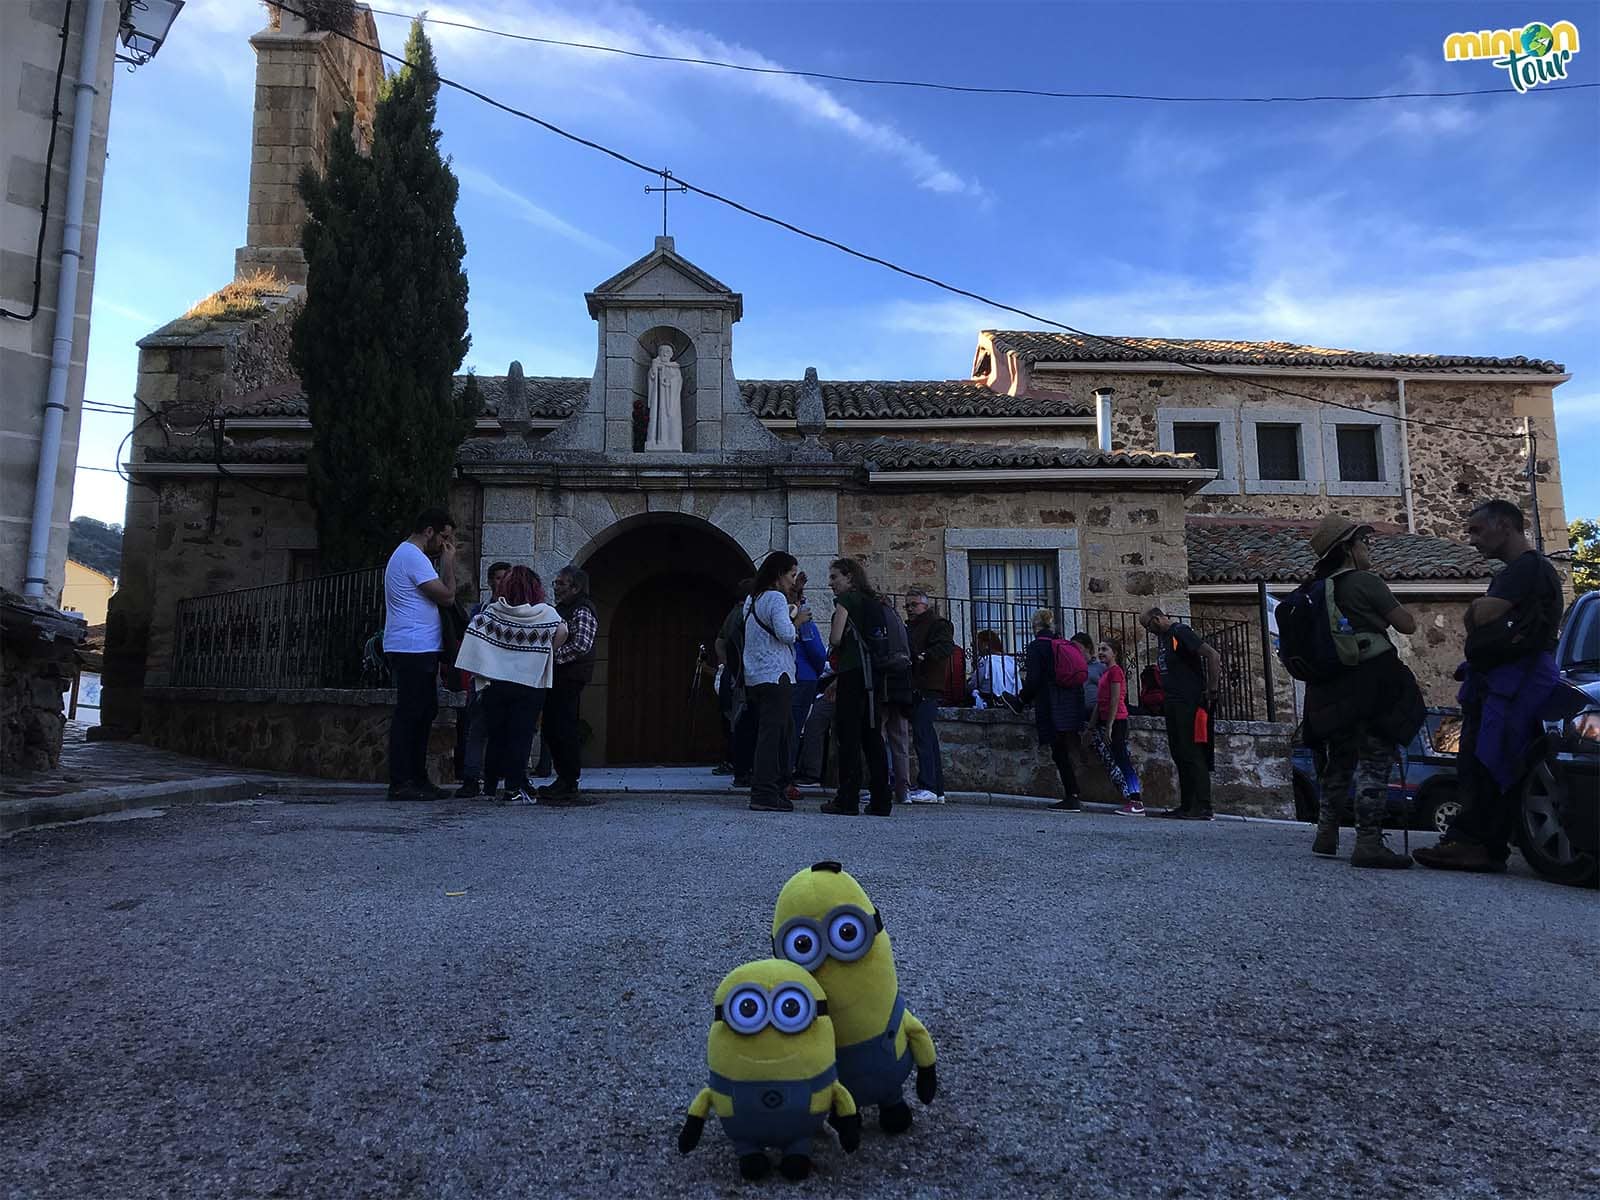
xmin=1157 ymin=406 xmax=1239 ymax=495
xmin=1242 ymin=408 xmax=1323 ymax=495
xmin=944 ymin=528 xmax=1081 ymax=617
xmin=1321 ymin=412 xmax=1403 ymax=497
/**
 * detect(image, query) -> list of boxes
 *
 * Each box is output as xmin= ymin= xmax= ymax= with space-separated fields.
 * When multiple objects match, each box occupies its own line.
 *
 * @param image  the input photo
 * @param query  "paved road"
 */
xmin=3 ymin=795 xmax=1596 ymax=1199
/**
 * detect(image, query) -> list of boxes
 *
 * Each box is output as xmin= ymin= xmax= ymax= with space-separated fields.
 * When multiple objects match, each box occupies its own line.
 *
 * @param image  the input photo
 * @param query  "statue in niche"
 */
xmin=645 ymin=344 xmax=683 ymax=452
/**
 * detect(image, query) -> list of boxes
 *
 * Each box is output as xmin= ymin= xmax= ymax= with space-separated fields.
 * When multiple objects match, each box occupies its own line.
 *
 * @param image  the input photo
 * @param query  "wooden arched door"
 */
xmin=605 ymin=571 xmax=730 ymax=764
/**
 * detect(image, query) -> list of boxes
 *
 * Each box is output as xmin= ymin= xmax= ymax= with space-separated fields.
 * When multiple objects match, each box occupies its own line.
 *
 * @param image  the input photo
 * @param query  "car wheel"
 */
xmin=1516 ymin=759 xmax=1600 ymax=889
xmin=1419 ymin=781 xmax=1462 ymax=836
xmin=1292 ymin=773 xmax=1318 ymax=824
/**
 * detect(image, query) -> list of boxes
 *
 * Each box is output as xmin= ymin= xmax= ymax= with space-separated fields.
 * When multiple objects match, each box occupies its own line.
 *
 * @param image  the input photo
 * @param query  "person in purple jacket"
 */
xmin=1415 ymin=500 xmax=1565 ymax=874
xmin=791 ymin=574 xmax=829 ymax=778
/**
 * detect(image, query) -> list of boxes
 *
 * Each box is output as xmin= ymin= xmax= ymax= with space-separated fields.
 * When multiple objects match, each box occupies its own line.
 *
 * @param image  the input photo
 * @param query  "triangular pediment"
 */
xmin=586 ymin=237 xmax=742 ymax=319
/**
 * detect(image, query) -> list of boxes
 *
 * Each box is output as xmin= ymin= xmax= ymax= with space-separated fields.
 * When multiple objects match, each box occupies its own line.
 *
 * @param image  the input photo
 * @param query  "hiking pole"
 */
xmin=687 ymin=642 xmax=707 ymax=752
xmin=1397 ymin=746 xmax=1410 ymax=857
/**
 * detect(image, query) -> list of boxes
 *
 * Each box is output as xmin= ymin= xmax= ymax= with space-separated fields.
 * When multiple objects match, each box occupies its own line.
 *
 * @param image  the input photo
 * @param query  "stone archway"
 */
xmin=575 ymin=514 xmax=754 ymax=765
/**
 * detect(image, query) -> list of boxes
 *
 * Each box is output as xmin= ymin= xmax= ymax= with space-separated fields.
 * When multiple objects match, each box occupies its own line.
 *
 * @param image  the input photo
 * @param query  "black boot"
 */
xmin=778 ymin=1154 xmax=812 ymax=1181
xmin=739 ymin=1153 xmax=770 ymax=1180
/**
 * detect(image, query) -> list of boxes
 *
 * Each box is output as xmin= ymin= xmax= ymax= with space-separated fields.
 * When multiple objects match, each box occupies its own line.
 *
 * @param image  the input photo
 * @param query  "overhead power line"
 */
xmin=279 ymin=4 xmax=1525 ymax=442
xmin=367 ymin=6 xmax=1597 ymax=106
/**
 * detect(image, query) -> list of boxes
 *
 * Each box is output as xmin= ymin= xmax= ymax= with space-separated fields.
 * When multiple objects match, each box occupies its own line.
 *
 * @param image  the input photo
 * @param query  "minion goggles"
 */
xmin=772 ymin=905 xmax=884 ymax=971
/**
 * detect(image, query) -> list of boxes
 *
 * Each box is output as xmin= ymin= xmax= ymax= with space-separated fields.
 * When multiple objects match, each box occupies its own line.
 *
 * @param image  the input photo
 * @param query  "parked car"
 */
xmin=1292 ymin=708 xmax=1462 ymax=833
xmin=1517 ymin=588 xmax=1600 ymax=888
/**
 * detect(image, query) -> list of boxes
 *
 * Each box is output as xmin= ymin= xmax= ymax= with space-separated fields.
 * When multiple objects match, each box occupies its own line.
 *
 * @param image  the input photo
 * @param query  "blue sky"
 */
xmin=74 ymin=0 xmax=1600 ymax=528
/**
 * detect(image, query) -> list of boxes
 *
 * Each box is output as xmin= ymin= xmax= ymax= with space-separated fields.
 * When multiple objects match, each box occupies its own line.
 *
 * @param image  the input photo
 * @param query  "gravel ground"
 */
xmin=3 ymin=794 xmax=1597 ymax=1199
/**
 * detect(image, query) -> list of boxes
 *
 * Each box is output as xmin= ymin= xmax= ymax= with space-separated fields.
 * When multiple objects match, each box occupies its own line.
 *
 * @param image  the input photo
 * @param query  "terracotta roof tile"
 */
xmin=741 ymin=379 xmax=1088 ymax=419
xmin=986 ymin=331 xmax=1565 ymax=375
xmin=1185 ymin=519 xmax=1497 ymax=583
xmin=832 ymin=437 xmax=1199 ymax=471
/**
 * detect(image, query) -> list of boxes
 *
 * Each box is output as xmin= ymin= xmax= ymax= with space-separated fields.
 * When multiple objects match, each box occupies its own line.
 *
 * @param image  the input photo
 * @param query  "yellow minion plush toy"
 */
xmin=771 ymin=862 xmax=937 ymax=1134
xmin=678 ymin=958 xmax=861 ymax=1181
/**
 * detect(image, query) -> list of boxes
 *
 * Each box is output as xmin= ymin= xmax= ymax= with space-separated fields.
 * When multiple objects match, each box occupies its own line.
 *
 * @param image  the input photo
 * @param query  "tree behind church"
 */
xmin=291 ymin=20 xmax=475 ymax=570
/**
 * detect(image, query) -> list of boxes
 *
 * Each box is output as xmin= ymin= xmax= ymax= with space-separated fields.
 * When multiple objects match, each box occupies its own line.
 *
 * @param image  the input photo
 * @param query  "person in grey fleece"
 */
xmin=743 ymin=551 xmax=801 ymax=812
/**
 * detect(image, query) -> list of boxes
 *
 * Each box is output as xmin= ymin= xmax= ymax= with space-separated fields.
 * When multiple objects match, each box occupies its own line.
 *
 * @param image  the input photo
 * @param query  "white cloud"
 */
xmin=401 ymin=1 xmax=986 ymax=200
xmin=456 ymin=163 xmax=622 ymax=258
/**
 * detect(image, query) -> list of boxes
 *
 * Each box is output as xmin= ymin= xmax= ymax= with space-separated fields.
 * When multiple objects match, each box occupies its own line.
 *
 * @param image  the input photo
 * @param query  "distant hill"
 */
xmin=68 ymin=517 xmax=122 ymax=579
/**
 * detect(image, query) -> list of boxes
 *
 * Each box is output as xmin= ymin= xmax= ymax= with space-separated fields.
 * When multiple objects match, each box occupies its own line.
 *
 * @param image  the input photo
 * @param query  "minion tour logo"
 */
xmin=1443 ymin=20 xmax=1581 ymax=92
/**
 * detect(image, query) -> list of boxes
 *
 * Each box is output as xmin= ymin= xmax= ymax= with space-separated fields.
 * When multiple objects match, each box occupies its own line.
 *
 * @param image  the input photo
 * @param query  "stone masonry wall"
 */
xmin=936 ymin=708 xmax=1296 ymax=817
xmin=140 ymin=687 xmax=458 ymax=783
xmin=837 ymin=485 xmax=1191 ymax=616
xmin=1030 ymin=371 xmax=1568 ymax=548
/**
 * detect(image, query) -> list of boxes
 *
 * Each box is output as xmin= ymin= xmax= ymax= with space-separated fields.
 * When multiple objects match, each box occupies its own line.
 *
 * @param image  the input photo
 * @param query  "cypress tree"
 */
xmin=292 ymin=20 xmax=475 ymax=570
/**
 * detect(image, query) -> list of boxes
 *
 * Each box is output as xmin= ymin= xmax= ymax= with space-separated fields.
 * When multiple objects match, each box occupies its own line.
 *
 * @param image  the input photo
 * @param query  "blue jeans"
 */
xmin=911 ymin=695 xmax=945 ymax=796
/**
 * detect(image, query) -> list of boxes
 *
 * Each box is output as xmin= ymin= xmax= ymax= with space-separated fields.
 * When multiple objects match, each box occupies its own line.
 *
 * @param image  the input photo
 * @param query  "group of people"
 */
xmin=381 ymin=509 xmax=599 ymax=807
xmin=1298 ymin=499 xmax=1567 ymax=874
xmin=713 ymin=556 xmax=957 ymax=816
xmin=379 ymin=493 xmax=1568 ymax=880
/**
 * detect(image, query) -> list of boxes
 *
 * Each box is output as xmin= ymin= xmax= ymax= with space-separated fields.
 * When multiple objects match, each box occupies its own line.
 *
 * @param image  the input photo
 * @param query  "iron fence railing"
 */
xmin=878 ymin=594 xmax=1257 ymax=722
xmin=171 ymin=567 xmax=386 ymax=689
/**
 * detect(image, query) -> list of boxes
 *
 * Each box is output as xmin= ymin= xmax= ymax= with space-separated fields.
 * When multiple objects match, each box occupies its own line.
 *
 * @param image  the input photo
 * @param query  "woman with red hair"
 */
xmin=455 ymin=566 xmax=567 ymax=804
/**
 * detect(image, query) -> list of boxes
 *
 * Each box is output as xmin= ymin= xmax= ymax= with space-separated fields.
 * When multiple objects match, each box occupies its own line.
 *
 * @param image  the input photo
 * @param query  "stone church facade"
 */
xmin=101 ymin=5 xmax=1573 ymax=782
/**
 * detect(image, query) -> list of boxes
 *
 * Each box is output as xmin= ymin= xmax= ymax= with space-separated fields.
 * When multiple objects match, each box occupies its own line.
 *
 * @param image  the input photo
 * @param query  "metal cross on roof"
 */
xmin=644 ymin=168 xmax=688 ymax=238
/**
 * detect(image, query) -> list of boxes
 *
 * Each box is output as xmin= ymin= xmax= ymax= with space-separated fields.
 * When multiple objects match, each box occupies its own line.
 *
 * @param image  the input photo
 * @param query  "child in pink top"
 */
xmin=1088 ymin=637 xmax=1143 ymax=814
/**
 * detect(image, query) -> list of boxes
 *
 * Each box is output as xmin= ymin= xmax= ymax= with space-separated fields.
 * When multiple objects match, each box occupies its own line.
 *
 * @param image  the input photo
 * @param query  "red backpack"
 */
xmin=1050 ymin=637 xmax=1088 ymax=689
xmin=941 ymin=644 xmax=967 ymax=705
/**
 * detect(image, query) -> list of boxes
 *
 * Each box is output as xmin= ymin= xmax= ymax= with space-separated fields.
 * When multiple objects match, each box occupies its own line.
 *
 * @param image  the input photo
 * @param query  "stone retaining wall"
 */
xmin=138 ymin=688 xmax=1296 ymax=817
xmin=140 ymin=687 xmax=462 ymax=783
xmin=936 ymin=708 xmax=1296 ymax=817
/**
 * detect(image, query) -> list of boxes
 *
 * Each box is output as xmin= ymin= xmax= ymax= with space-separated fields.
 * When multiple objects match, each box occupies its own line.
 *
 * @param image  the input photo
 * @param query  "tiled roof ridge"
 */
xmin=1186 ymin=515 xmax=1408 ymax=535
xmin=830 ymin=436 xmax=1200 ymax=471
xmin=983 ymin=330 xmax=1565 ymax=374
xmin=1185 ymin=521 xmax=1495 ymax=583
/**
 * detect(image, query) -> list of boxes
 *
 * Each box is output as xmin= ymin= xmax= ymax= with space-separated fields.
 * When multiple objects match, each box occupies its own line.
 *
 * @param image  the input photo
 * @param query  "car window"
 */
xmin=1559 ymin=595 xmax=1599 ymax=670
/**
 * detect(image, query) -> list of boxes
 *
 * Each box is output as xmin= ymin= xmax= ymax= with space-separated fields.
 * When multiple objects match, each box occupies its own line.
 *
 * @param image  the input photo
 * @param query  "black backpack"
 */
xmin=854 ymin=595 xmax=913 ymax=677
xmin=1276 ymin=575 xmax=1381 ymax=683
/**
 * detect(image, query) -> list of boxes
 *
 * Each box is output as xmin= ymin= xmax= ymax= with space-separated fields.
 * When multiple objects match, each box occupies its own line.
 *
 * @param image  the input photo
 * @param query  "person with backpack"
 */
xmin=714 ymin=579 xmax=756 ymax=784
xmin=820 ymin=557 xmax=894 ymax=817
xmin=1017 ymin=608 xmax=1090 ymax=812
xmin=743 ymin=552 xmax=801 ymax=813
xmin=791 ymin=591 xmax=829 ymax=777
xmin=905 ymin=589 xmax=954 ymax=804
xmin=1139 ymin=607 xmax=1223 ymax=820
xmin=1285 ymin=517 xmax=1423 ymax=868
xmin=1415 ymin=499 xmax=1566 ymax=874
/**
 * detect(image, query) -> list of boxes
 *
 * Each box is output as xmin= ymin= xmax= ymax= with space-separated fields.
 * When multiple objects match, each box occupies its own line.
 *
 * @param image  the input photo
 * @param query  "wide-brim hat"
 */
xmin=1309 ymin=515 xmax=1373 ymax=562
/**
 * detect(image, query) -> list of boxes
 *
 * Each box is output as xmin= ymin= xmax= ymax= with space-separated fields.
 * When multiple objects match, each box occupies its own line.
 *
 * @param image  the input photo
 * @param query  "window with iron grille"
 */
xmin=1335 ymin=425 xmax=1382 ymax=482
xmin=970 ymin=553 xmax=1057 ymax=654
xmin=1172 ymin=422 xmax=1221 ymax=470
xmin=1255 ymin=424 xmax=1302 ymax=481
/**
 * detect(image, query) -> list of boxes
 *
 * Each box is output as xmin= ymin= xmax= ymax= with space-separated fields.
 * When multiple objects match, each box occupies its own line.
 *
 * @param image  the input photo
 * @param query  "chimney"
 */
xmin=234 ymin=4 xmax=384 ymax=283
xmin=1093 ymin=387 xmax=1115 ymax=452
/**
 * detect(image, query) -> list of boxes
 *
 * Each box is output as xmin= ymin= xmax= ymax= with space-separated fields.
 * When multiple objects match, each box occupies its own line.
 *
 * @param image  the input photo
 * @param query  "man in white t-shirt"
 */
xmin=383 ymin=507 xmax=457 ymax=800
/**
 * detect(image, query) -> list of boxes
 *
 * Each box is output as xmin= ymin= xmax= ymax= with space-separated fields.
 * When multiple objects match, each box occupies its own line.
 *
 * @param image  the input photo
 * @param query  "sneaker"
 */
xmin=933 ymin=793 xmax=947 ymax=804
xmin=1114 ymin=799 xmax=1146 ymax=816
xmin=711 ymin=762 xmax=735 ymax=776
xmin=1047 ymin=798 xmax=1082 ymax=813
xmin=865 ymin=803 xmax=893 ymax=817
xmin=454 ymin=780 xmax=482 ymax=800
xmin=732 ymin=774 xmax=753 ymax=788
xmin=1151 ymin=806 xmax=1188 ymax=819
xmin=1412 ymin=840 xmax=1506 ymax=872
xmin=907 ymin=789 xmax=939 ymax=804
xmin=785 ymin=785 xmax=802 ymax=804
xmin=819 ymin=799 xmax=858 ymax=816
xmin=750 ymin=796 xmax=795 ymax=813
xmin=1180 ymin=808 xmax=1216 ymax=822
xmin=499 ymin=788 xmax=538 ymax=806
